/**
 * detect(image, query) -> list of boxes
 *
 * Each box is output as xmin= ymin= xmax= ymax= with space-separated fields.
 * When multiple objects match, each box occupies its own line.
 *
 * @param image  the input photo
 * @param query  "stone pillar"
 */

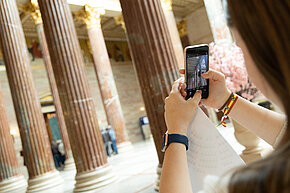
xmin=24 ymin=0 xmax=75 ymax=171
xmin=232 ymin=120 xmax=263 ymax=163
xmin=203 ymin=0 xmax=263 ymax=162
xmin=161 ymin=0 xmax=184 ymax=69
xmin=0 ymin=85 xmax=27 ymax=193
xmin=38 ymin=0 xmax=115 ymax=192
xmin=203 ymin=0 xmax=232 ymax=46
xmin=120 ymin=0 xmax=179 ymax=190
xmin=75 ymin=5 xmax=130 ymax=147
xmin=0 ymin=0 xmax=63 ymax=192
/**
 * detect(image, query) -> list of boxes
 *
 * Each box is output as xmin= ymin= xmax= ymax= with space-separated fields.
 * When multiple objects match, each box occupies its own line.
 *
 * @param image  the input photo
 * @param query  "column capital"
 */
xmin=114 ymin=15 xmax=126 ymax=31
xmin=177 ymin=18 xmax=187 ymax=37
xmin=75 ymin=4 xmax=105 ymax=28
xmin=161 ymin=0 xmax=173 ymax=11
xmin=23 ymin=0 xmax=42 ymax=25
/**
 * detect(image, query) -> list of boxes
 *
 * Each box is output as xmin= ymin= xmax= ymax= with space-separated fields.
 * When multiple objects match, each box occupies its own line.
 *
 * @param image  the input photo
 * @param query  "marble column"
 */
xmin=203 ymin=0 xmax=232 ymax=46
xmin=120 ymin=0 xmax=179 ymax=190
xmin=25 ymin=0 xmax=75 ymax=171
xmin=38 ymin=0 xmax=114 ymax=192
xmin=0 ymin=85 xmax=27 ymax=193
xmin=203 ymin=0 xmax=263 ymax=162
xmin=161 ymin=0 xmax=184 ymax=69
xmin=75 ymin=5 xmax=130 ymax=147
xmin=0 ymin=0 xmax=63 ymax=192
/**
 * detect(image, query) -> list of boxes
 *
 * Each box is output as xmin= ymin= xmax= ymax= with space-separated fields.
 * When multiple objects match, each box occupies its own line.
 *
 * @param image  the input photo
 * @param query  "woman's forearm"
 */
xmin=159 ymin=143 xmax=192 ymax=193
xmin=229 ymin=96 xmax=286 ymax=145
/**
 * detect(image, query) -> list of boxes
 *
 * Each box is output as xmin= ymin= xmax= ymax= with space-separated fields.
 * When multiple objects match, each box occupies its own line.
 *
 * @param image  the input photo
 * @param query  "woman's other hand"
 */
xmin=179 ymin=69 xmax=231 ymax=109
xmin=164 ymin=78 xmax=201 ymax=136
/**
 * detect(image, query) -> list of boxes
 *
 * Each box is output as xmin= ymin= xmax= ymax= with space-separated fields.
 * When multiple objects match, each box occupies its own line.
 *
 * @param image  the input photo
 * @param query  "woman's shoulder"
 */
xmin=197 ymin=174 xmax=231 ymax=193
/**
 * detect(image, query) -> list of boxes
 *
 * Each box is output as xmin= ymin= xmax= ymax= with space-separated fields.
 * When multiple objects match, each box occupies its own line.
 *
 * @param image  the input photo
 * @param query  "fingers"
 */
xmin=171 ymin=78 xmax=181 ymax=92
xmin=187 ymin=90 xmax=202 ymax=105
xmin=201 ymin=69 xmax=225 ymax=81
xmin=179 ymin=82 xmax=187 ymax=97
xmin=171 ymin=77 xmax=184 ymax=92
xmin=179 ymin=68 xmax=185 ymax=75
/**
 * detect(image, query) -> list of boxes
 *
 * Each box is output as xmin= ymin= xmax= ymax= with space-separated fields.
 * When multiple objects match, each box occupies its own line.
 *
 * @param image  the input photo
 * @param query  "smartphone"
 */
xmin=184 ymin=44 xmax=209 ymax=99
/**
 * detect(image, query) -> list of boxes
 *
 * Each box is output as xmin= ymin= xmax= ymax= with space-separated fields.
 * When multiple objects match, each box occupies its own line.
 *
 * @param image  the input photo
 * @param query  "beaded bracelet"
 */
xmin=218 ymin=94 xmax=239 ymax=127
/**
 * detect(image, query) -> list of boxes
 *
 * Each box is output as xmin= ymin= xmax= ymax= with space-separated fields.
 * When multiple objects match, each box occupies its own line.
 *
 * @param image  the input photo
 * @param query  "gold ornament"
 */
xmin=23 ymin=0 xmax=42 ymax=25
xmin=114 ymin=15 xmax=126 ymax=32
xmin=161 ymin=0 xmax=173 ymax=11
xmin=177 ymin=18 xmax=187 ymax=37
xmin=75 ymin=4 xmax=105 ymax=29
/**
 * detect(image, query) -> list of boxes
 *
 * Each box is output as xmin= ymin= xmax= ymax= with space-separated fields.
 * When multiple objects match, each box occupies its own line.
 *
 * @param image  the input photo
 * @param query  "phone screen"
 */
xmin=186 ymin=46 xmax=209 ymax=99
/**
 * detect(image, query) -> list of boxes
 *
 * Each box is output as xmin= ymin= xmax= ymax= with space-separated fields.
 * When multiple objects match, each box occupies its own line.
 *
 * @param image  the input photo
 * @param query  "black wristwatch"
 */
xmin=161 ymin=131 xmax=189 ymax=152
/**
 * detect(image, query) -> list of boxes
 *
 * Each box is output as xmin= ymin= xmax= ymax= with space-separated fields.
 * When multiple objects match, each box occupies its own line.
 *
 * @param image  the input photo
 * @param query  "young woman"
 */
xmin=160 ymin=1 xmax=289 ymax=193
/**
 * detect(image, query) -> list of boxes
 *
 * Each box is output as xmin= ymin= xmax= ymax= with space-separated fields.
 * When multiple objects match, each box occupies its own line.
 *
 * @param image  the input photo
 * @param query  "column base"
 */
xmin=117 ymin=141 xmax=133 ymax=153
xmin=240 ymin=152 xmax=262 ymax=164
xmin=27 ymin=170 xmax=63 ymax=193
xmin=154 ymin=165 xmax=162 ymax=192
xmin=240 ymin=147 xmax=271 ymax=164
xmin=64 ymin=158 xmax=76 ymax=171
xmin=74 ymin=165 xmax=115 ymax=192
xmin=0 ymin=175 xmax=27 ymax=193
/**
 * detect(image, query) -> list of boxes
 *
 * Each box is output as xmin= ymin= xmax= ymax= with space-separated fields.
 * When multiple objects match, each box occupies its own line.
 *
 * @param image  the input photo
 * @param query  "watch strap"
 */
xmin=167 ymin=133 xmax=188 ymax=151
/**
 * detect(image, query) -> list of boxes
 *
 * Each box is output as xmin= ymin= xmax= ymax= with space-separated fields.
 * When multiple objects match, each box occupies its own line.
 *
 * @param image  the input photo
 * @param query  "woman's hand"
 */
xmin=164 ymin=78 xmax=201 ymax=136
xmin=179 ymin=69 xmax=231 ymax=109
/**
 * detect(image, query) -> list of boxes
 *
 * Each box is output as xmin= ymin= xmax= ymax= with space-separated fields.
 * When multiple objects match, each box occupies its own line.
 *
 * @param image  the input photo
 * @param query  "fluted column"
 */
xmin=0 ymin=85 xmax=27 ymax=193
xmin=24 ymin=0 xmax=75 ymax=171
xmin=38 ymin=0 xmax=114 ymax=192
xmin=75 ymin=5 xmax=130 ymax=146
xmin=0 ymin=0 xmax=63 ymax=192
xmin=203 ymin=0 xmax=232 ymax=46
xmin=161 ymin=0 xmax=184 ymax=69
xmin=203 ymin=0 xmax=263 ymax=163
xmin=120 ymin=0 xmax=179 ymax=190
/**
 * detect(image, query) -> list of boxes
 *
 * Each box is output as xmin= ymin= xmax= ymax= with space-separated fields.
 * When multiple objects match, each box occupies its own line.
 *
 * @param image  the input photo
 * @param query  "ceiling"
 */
xmin=17 ymin=0 xmax=203 ymax=41
xmin=172 ymin=0 xmax=203 ymax=18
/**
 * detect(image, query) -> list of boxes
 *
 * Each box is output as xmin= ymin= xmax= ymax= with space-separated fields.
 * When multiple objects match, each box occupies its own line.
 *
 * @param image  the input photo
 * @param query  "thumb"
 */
xmin=201 ymin=69 xmax=224 ymax=81
xmin=187 ymin=90 xmax=201 ymax=105
xmin=201 ymin=70 xmax=213 ymax=78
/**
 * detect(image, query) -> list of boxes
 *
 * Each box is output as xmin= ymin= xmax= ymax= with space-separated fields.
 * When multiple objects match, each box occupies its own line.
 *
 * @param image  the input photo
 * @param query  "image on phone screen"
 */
xmin=186 ymin=51 xmax=209 ymax=99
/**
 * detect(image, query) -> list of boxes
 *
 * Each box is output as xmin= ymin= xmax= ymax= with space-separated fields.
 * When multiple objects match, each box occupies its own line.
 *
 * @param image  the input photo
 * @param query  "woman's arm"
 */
xmin=179 ymin=69 xmax=286 ymax=146
xmin=229 ymin=96 xmax=285 ymax=145
xmin=160 ymin=78 xmax=201 ymax=193
xmin=160 ymin=143 xmax=192 ymax=193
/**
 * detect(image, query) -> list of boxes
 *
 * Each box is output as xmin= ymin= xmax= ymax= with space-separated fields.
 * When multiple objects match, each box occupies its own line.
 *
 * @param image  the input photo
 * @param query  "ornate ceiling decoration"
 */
xmin=17 ymin=0 xmax=203 ymax=41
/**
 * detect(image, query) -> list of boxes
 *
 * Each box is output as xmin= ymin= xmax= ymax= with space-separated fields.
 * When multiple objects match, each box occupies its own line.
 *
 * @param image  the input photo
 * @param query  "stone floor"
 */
xmin=62 ymin=139 xmax=159 ymax=193
xmin=59 ymin=122 xmax=272 ymax=193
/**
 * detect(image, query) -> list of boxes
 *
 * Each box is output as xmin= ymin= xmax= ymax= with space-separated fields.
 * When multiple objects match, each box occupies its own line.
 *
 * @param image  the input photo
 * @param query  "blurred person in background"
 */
xmin=107 ymin=125 xmax=118 ymax=155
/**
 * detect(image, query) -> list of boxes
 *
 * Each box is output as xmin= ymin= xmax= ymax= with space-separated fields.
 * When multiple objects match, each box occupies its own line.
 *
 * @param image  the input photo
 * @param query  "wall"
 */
xmin=185 ymin=5 xmax=214 ymax=45
xmin=105 ymin=41 xmax=131 ymax=62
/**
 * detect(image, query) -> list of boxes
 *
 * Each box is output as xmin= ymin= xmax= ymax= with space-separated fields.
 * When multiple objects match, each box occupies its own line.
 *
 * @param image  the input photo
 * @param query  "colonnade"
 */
xmin=0 ymin=0 xmax=184 ymax=192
